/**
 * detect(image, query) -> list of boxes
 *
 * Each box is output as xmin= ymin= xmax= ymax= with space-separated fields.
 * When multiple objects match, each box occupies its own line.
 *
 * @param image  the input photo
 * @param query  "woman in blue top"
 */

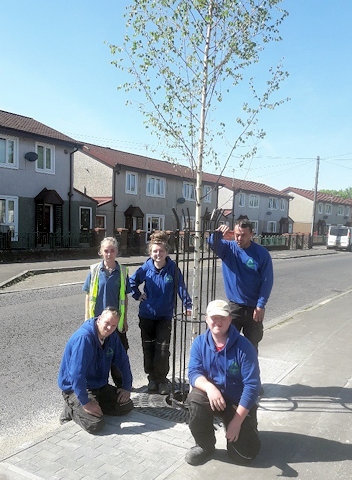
xmin=129 ymin=231 xmax=192 ymax=395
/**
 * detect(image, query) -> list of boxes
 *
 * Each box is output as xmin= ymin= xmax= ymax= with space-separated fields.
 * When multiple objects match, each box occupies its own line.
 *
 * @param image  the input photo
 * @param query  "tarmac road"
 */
xmin=0 ymin=247 xmax=351 ymax=479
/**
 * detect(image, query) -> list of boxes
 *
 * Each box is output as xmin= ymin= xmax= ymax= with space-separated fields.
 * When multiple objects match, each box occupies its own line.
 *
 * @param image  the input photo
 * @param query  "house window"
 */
xmin=36 ymin=143 xmax=55 ymax=173
xmin=146 ymin=214 xmax=165 ymax=235
xmin=325 ymin=204 xmax=332 ymax=215
xmin=249 ymin=194 xmax=259 ymax=208
xmin=96 ymin=215 xmax=106 ymax=229
xmin=280 ymin=198 xmax=285 ymax=210
xmin=183 ymin=182 xmax=195 ymax=201
xmin=0 ymin=196 xmax=18 ymax=240
xmin=345 ymin=206 xmax=350 ymax=217
xmin=146 ymin=175 xmax=165 ymax=197
xmin=0 ymin=135 xmax=18 ymax=169
xmin=203 ymin=185 xmax=212 ymax=203
xmin=126 ymin=172 xmax=137 ymax=194
xmin=267 ymin=221 xmax=277 ymax=233
xmin=337 ymin=205 xmax=343 ymax=216
xmin=239 ymin=192 xmax=245 ymax=207
xmin=251 ymin=220 xmax=258 ymax=235
xmin=268 ymin=197 xmax=278 ymax=209
xmin=318 ymin=203 xmax=323 ymax=214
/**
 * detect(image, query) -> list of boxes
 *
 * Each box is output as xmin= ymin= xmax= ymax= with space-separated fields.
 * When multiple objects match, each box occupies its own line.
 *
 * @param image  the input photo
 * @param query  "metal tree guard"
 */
xmin=168 ymin=207 xmax=224 ymax=408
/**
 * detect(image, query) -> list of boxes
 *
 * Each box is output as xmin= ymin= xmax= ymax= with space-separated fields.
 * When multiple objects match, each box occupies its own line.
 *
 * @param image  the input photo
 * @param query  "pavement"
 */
xmin=0 ymin=246 xmax=351 ymax=479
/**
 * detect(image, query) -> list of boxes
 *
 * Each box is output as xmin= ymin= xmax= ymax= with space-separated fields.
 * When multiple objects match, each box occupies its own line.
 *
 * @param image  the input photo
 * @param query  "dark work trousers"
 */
xmin=118 ymin=330 xmax=129 ymax=351
xmin=62 ymin=384 xmax=133 ymax=434
xmin=229 ymin=302 xmax=263 ymax=352
xmin=188 ymin=387 xmax=258 ymax=453
xmin=111 ymin=331 xmax=129 ymax=388
xmin=138 ymin=317 xmax=172 ymax=383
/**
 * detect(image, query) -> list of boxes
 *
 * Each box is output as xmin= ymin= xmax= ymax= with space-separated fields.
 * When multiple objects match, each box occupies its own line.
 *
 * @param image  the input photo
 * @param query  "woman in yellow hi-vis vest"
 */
xmin=83 ymin=237 xmax=131 ymax=353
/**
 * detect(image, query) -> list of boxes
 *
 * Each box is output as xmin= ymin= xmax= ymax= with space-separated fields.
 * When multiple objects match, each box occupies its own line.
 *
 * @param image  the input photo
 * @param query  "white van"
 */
xmin=327 ymin=225 xmax=352 ymax=251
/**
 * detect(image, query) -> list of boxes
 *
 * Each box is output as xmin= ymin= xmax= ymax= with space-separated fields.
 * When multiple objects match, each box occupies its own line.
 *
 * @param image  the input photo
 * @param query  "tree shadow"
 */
xmin=213 ymin=430 xmax=352 ymax=477
xmin=259 ymin=383 xmax=352 ymax=412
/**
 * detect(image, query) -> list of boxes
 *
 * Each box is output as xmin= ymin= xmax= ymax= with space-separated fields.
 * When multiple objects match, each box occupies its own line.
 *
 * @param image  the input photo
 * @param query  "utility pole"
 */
xmin=310 ymin=156 xmax=320 ymax=240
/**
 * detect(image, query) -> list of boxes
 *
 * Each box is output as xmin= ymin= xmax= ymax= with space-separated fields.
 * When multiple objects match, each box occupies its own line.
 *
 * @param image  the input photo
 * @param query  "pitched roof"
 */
xmin=93 ymin=196 xmax=112 ymax=206
xmin=0 ymin=110 xmax=80 ymax=146
xmin=220 ymin=176 xmax=290 ymax=197
xmin=80 ymin=143 xmax=223 ymax=185
xmin=282 ymin=187 xmax=352 ymax=205
xmin=73 ymin=188 xmax=98 ymax=203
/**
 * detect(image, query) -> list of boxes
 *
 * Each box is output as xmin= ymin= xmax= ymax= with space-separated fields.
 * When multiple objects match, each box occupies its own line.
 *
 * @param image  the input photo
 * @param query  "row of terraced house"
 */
xmin=1 ymin=110 xmax=352 ymax=254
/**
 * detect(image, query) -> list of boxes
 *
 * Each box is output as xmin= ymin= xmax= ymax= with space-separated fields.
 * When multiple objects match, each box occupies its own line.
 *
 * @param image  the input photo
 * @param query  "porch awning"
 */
xmin=35 ymin=188 xmax=64 ymax=205
xmin=124 ymin=205 xmax=144 ymax=217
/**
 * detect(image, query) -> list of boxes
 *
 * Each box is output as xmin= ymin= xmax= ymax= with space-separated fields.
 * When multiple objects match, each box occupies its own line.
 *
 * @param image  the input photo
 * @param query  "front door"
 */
xmin=80 ymin=207 xmax=92 ymax=242
xmin=36 ymin=204 xmax=52 ymax=245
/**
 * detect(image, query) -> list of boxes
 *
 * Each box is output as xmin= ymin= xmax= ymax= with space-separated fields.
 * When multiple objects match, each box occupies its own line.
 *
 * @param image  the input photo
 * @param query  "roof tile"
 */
xmin=0 ymin=110 xmax=79 ymax=145
xmin=282 ymin=187 xmax=352 ymax=205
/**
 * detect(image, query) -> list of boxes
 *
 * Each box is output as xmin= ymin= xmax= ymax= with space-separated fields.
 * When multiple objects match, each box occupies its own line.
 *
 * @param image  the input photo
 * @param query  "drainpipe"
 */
xmin=68 ymin=147 xmax=78 ymax=234
xmin=112 ymin=164 xmax=121 ymax=234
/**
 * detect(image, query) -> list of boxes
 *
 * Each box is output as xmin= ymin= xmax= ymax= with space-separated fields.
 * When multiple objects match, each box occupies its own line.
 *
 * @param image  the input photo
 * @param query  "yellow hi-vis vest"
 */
xmin=88 ymin=262 xmax=128 ymax=333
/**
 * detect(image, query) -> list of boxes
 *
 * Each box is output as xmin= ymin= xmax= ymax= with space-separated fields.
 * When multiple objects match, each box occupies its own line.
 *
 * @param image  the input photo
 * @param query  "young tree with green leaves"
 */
xmin=109 ymin=0 xmax=289 ymax=330
xmin=320 ymin=188 xmax=352 ymax=200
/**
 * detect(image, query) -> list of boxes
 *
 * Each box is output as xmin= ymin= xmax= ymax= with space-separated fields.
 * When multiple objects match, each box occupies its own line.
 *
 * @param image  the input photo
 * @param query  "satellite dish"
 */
xmin=25 ymin=151 xmax=38 ymax=162
xmin=177 ymin=197 xmax=186 ymax=204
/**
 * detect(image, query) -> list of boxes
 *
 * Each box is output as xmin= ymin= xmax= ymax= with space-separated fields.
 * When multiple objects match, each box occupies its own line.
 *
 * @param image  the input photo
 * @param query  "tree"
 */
xmin=320 ymin=188 xmax=352 ymax=200
xmin=109 ymin=0 xmax=289 ymax=329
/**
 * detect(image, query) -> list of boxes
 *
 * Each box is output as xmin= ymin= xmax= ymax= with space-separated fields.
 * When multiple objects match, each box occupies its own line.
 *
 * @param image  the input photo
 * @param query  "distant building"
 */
xmin=218 ymin=177 xmax=292 ymax=235
xmin=281 ymin=187 xmax=352 ymax=234
xmin=0 ymin=110 xmax=97 ymax=249
xmin=73 ymin=143 xmax=221 ymax=240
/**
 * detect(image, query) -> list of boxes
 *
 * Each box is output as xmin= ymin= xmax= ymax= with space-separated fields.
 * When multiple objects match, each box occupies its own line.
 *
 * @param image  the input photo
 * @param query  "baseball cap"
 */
xmin=206 ymin=299 xmax=231 ymax=317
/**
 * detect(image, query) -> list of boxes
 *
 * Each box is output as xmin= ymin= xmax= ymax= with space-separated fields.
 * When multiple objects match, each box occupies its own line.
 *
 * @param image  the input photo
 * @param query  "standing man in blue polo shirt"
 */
xmin=208 ymin=219 xmax=274 ymax=352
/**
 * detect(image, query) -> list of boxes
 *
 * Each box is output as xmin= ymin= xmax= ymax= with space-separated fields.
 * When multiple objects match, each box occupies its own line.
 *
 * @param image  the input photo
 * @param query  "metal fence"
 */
xmin=0 ymin=231 xmax=95 ymax=250
xmin=167 ymin=221 xmax=327 ymax=408
xmin=168 ymin=209 xmax=222 ymax=407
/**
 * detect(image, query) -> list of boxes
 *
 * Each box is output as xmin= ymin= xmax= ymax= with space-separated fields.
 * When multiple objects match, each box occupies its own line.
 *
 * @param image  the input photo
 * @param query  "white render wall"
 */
xmin=74 ymin=150 xmax=112 ymax=197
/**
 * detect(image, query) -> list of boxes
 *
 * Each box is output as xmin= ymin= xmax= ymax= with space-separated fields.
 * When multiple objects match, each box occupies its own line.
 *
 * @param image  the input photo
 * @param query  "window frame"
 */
xmin=337 ymin=205 xmax=344 ymax=216
xmin=183 ymin=182 xmax=196 ymax=201
xmin=125 ymin=171 xmax=138 ymax=194
xmin=95 ymin=215 xmax=106 ymax=229
xmin=146 ymin=214 xmax=165 ymax=236
xmin=0 ymin=134 xmax=18 ymax=169
xmin=146 ymin=175 xmax=166 ymax=198
xmin=267 ymin=221 xmax=277 ymax=233
xmin=238 ymin=192 xmax=245 ymax=207
xmin=251 ymin=220 xmax=258 ymax=235
xmin=0 ymin=195 xmax=18 ymax=240
xmin=35 ymin=142 xmax=55 ymax=174
xmin=202 ymin=185 xmax=212 ymax=203
xmin=249 ymin=194 xmax=259 ymax=208
xmin=268 ymin=197 xmax=278 ymax=210
xmin=325 ymin=204 xmax=332 ymax=215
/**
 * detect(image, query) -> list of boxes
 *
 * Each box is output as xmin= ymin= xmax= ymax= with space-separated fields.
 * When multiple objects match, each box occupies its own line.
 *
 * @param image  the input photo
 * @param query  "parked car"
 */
xmin=327 ymin=225 xmax=352 ymax=251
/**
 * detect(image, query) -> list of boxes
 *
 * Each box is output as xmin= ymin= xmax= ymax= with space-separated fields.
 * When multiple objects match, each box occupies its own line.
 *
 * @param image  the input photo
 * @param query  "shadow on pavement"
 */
xmin=212 ymin=431 xmax=352 ymax=478
xmin=259 ymin=383 xmax=352 ymax=413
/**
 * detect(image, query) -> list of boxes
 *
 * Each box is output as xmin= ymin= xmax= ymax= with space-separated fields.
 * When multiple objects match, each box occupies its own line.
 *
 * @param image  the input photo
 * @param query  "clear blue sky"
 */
xmin=1 ymin=0 xmax=351 ymax=192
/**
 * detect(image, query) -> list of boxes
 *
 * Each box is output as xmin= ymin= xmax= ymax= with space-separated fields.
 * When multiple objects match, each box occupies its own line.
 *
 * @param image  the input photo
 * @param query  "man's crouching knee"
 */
xmin=85 ymin=415 xmax=105 ymax=434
